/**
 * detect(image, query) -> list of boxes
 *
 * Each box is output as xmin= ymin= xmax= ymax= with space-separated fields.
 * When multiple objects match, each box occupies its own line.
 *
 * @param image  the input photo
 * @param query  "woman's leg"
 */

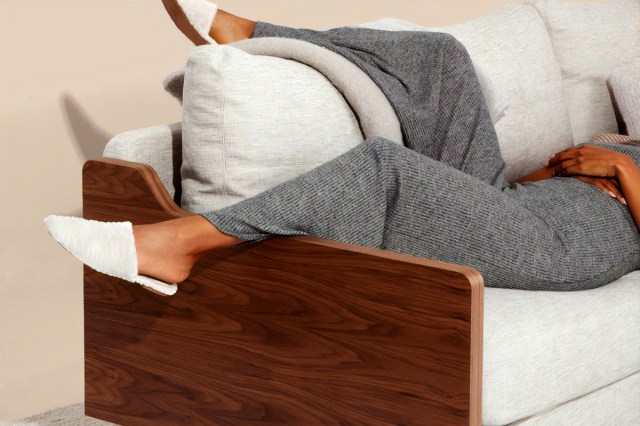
xmin=135 ymin=137 xmax=569 ymax=291
xmin=248 ymin=23 xmax=508 ymax=188
xmin=133 ymin=215 xmax=243 ymax=284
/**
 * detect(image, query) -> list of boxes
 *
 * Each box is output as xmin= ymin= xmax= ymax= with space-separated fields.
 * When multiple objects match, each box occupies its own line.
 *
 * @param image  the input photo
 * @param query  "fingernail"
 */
xmin=549 ymin=154 xmax=555 ymax=159
xmin=622 ymin=198 xmax=627 ymax=205
xmin=609 ymin=191 xmax=616 ymax=197
xmin=544 ymin=161 xmax=549 ymax=167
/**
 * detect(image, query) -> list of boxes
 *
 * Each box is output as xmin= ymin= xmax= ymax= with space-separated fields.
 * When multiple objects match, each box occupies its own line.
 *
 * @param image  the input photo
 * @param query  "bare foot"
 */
xmin=161 ymin=0 xmax=256 ymax=45
xmin=133 ymin=215 xmax=245 ymax=284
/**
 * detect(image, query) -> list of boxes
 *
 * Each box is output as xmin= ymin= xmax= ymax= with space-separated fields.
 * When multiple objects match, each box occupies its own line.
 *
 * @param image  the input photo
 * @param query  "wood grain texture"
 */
xmin=83 ymin=158 xmax=483 ymax=425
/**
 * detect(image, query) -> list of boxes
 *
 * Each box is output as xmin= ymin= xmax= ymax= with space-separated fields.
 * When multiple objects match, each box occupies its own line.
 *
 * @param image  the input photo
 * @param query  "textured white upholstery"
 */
xmin=180 ymin=45 xmax=365 ymax=213
xmin=483 ymin=271 xmax=640 ymax=425
xmin=103 ymin=123 xmax=182 ymax=201
xmin=608 ymin=66 xmax=640 ymax=139
xmin=527 ymin=0 xmax=640 ymax=144
xmin=507 ymin=371 xmax=640 ymax=425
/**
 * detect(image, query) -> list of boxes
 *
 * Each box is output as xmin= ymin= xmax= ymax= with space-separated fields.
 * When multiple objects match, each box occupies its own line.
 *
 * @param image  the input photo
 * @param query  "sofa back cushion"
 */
xmin=435 ymin=4 xmax=575 ymax=181
xmin=365 ymin=4 xmax=575 ymax=181
xmin=608 ymin=66 xmax=640 ymax=139
xmin=527 ymin=0 xmax=640 ymax=144
xmin=180 ymin=45 xmax=365 ymax=213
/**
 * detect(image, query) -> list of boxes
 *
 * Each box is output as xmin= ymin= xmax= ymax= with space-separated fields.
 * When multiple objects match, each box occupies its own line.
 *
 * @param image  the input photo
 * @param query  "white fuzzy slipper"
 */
xmin=43 ymin=215 xmax=178 ymax=296
xmin=177 ymin=0 xmax=219 ymax=44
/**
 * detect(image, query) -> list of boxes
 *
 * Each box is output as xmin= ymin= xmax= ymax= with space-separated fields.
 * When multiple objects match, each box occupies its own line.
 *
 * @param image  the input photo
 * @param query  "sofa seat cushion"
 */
xmin=482 ymin=270 xmax=640 ymax=425
xmin=505 ymin=372 xmax=640 ymax=426
xmin=527 ymin=0 xmax=640 ymax=144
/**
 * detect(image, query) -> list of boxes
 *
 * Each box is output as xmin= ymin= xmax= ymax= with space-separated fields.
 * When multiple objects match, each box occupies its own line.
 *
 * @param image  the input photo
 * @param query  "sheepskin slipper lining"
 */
xmin=177 ymin=0 xmax=218 ymax=44
xmin=44 ymin=215 xmax=178 ymax=296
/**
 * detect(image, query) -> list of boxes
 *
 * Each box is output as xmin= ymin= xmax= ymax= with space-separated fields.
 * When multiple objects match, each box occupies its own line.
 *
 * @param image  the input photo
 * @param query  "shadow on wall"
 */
xmin=60 ymin=93 xmax=113 ymax=162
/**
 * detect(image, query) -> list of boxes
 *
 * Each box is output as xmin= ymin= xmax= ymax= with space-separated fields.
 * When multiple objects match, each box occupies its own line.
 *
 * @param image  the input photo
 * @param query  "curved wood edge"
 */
xmin=294 ymin=235 xmax=484 ymax=279
xmin=83 ymin=157 xmax=484 ymax=425
xmin=83 ymin=157 xmax=190 ymax=219
xmin=469 ymin=273 xmax=483 ymax=425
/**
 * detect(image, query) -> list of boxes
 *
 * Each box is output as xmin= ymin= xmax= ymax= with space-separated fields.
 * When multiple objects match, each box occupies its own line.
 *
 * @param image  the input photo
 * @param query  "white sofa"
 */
xmin=103 ymin=0 xmax=640 ymax=424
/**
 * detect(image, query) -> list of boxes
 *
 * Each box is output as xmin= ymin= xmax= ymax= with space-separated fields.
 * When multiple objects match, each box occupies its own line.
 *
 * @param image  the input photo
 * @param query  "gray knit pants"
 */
xmin=201 ymin=26 xmax=640 ymax=291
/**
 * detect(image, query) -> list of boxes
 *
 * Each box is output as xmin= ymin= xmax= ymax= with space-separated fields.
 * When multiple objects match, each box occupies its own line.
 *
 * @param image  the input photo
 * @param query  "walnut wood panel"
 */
xmin=83 ymin=158 xmax=483 ymax=425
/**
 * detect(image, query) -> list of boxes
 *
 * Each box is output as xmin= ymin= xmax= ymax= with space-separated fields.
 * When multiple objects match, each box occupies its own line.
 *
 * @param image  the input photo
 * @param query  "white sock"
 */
xmin=177 ymin=0 xmax=218 ymax=44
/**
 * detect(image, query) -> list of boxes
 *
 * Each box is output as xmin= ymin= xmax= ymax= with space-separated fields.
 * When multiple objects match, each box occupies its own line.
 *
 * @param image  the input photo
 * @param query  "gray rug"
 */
xmin=5 ymin=404 xmax=116 ymax=426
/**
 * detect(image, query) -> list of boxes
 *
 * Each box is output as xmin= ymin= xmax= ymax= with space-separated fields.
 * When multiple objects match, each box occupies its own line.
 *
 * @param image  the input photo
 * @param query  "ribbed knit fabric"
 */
xmin=200 ymin=24 xmax=640 ymax=291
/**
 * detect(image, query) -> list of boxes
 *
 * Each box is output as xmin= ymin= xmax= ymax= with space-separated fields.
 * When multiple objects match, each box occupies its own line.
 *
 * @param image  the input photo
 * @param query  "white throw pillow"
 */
xmin=363 ymin=5 xmax=575 ymax=182
xmin=608 ymin=67 xmax=640 ymax=139
xmin=180 ymin=45 xmax=365 ymax=213
xmin=527 ymin=0 xmax=640 ymax=144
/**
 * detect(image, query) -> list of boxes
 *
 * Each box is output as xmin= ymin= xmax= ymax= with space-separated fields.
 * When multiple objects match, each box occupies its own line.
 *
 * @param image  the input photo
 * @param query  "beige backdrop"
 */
xmin=0 ymin=0 xmax=593 ymax=422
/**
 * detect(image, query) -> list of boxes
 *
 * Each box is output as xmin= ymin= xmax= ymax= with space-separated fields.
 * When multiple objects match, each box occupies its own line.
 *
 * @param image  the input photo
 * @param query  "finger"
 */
xmin=550 ymin=144 xmax=604 ymax=167
xmin=610 ymin=180 xmax=626 ymax=204
xmin=547 ymin=147 xmax=581 ymax=167
xmin=591 ymin=181 xmax=608 ymax=194
xmin=585 ymin=177 xmax=625 ymax=204
xmin=601 ymin=180 xmax=622 ymax=200
xmin=609 ymin=178 xmax=621 ymax=190
xmin=557 ymin=160 xmax=613 ymax=178
xmin=548 ymin=151 xmax=578 ymax=168
xmin=553 ymin=159 xmax=580 ymax=176
xmin=550 ymin=146 xmax=581 ymax=158
xmin=601 ymin=178 xmax=618 ymax=191
xmin=586 ymin=179 xmax=621 ymax=203
xmin=559 ymin=164 xmax=589 ymax=177
xmin=601 ymin=180 xmax=626 ymax=204
xmin=572 ymin=176 xmax=625 ymax=205
xmin=587 ymin=178 xmax=607 ymax=191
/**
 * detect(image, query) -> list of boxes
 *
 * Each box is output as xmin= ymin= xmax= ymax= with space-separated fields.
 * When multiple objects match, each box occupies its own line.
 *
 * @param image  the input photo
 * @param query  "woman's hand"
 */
xmin=544 ymin=143 xmax=640 ymax=232
xmin=571 ymin=176 xmax=627 ymax=205
xmin=546 ymin=144 xmax=635 ymax=179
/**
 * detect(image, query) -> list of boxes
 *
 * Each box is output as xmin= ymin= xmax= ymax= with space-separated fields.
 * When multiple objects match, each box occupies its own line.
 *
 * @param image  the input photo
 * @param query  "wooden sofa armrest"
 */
xmin=83 ymin=158 xmax=484 ymax=426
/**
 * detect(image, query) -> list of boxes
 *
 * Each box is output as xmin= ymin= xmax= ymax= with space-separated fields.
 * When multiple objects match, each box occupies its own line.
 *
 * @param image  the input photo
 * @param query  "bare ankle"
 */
xmin=179 ymin=215 xmax=246 ymax=254
xmin=132 ymin=216 xmax=245 ymax=283
xmin=209 ymin=10 xmax=256 ymax=44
